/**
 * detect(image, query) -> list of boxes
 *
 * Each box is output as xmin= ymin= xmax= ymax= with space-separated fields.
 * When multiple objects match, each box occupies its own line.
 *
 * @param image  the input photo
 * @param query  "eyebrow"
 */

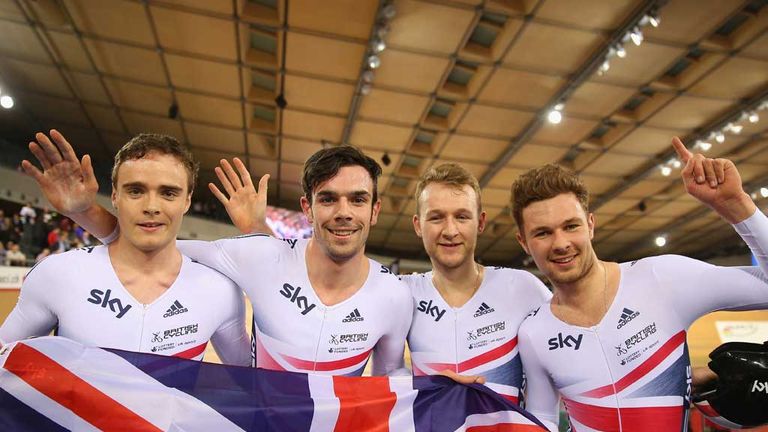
xmin=528 ymin=218 xmax=582 ymax=233
xmin=122 ymin=182 xmax=184 ymax=193
xmin=316 ymin=190 xmax=371 ymax=198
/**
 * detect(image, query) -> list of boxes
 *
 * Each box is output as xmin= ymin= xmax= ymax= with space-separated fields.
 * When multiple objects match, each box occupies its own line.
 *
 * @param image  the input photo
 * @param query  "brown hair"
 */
xmin=112 ymin=133 xmax=198 ymax=193
xmin=415 ymin=163 xmax=482 ymax=214
xmin=511 ymin=164 xmax=589 ymax=230
xmin=302 ymin=145 xmax=382 ymax=204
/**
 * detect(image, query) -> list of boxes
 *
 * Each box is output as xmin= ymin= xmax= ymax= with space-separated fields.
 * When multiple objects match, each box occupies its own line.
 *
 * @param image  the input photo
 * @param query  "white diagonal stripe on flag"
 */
xmin=308 ymin=374 xmax=340 ymax=432
xmin=388 ymin=376 xmax=416 ymax=432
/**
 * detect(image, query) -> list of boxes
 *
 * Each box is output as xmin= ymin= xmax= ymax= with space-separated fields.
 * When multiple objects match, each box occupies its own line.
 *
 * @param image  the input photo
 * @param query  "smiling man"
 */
xmin=404 ymin=163 xmax=551 ymax=403
xmin=0 ymin=132 xmax=251 ymax=366
xmin=24 ymin=140 xmax=412 ymax=376
xmin=513 ymin=138 xmax=768 ymax=431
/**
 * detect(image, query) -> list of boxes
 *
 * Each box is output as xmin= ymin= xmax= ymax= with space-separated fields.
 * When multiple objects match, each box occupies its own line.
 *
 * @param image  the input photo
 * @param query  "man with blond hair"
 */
xmin=404 ymin=162 xmax=550 ymax=403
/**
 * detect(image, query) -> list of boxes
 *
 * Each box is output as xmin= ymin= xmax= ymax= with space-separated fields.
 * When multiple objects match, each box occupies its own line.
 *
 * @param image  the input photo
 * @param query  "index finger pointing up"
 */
xmin=671 ymin=136 xmax=692 ymax=162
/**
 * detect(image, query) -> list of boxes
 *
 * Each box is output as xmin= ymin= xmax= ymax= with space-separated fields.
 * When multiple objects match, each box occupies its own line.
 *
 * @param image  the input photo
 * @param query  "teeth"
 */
xmin=331 ymin=230 xmax=353 ymax=236
xmin=553 ymin=257 xmax=574 ymax=263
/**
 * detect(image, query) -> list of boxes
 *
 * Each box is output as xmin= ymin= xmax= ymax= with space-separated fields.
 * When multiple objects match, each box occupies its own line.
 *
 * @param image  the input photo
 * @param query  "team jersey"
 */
xmin=519 ymin=210 xmax=768 ymax=432
xmin=404 ymin=267 xmax=551 ymax=403
xmin=177 ymin=235 xmax=413 ymax=376
xmin=0 ymin=246 xmax=251 ymax=366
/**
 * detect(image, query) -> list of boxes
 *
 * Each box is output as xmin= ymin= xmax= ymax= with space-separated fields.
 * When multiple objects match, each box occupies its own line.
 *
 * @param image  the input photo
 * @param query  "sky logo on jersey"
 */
xmin=342 ymin=309 xmax=364 ymax=323
xmin=163 ymin=300 xmax=188 ymax=318
xmin=87 ymin=289 xmax=132 ymax=319
xmin=473 ymin=302 xmax=495 ymax=318
xmin=417 ymin=300 xmax=446 ymax=322
xmin=548 ymin=333 xmax=583 ymax=351
xmin=279 ymin=283 xmax=317 ymax=315
xmin=616 ymin=307 xmax=640 ymax=329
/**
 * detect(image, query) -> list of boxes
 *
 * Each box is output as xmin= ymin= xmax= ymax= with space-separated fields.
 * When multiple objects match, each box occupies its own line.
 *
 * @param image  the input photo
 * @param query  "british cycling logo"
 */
xmin=616 ymin=307 xmax=640 ymax=329
xmin=473 ymin=302 xmax=495 ymax=318
xmin=329 ymin=333 xmax=368 ymax=345
xmin=279 ymin=283 xmax=317 ymax=315
xmin=87 ymin=288 xmax=132 ymax=318
xmin=548 ymin=333 xmax=583 ymax=350
xmin=417 ymin=299 xmax=446 ymax=322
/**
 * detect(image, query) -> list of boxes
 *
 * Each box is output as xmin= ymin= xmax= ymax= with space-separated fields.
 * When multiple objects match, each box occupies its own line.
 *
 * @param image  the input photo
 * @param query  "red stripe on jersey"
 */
xmin=172 ymin=342 xmax=207 ymax=360
xmin=255 ymin=336 xmax=286 ymax=371
xmin=564 ymin=398 xmax=683 ymax=432
xmin=412 ymin=363 xmax=427 ymax=376
xmin=332 ymin=375 xmax=396 ymax=432
xmin=581 ymin=331 xmax=686 ymax=398
xmin=4 ymin=343 xmax=161 ymax=431
xmin=282 ymin=349 xmax=372 ymax=372
xmin=426 ymin=338 xmax=518 ymax=373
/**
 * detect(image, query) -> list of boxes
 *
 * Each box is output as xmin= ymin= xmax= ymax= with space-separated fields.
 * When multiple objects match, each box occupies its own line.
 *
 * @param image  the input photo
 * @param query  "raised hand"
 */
xmin=672 ymin=136 xmax=755 ymax=224
xmin=21 ymin=130 xmax=99 ymax=217
xmin=208 ymin=157 xmax=272 ymax=234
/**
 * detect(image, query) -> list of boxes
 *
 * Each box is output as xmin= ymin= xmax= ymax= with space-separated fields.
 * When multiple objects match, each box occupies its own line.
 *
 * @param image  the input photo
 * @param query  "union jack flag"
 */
xmin=0 ymin=337 xmax=547 ymax=431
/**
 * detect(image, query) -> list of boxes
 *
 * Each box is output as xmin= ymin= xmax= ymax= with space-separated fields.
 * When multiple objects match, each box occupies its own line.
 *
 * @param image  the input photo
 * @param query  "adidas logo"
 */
xmin=342 ymin=308 xmax=364 ymax=323
xmin=163 ymin=300 xmax=189 ymax=318
xmin=616 ymin=307 xmax=639 ymax=329
xmin=473 ymin=302 xmax=495 ymax=318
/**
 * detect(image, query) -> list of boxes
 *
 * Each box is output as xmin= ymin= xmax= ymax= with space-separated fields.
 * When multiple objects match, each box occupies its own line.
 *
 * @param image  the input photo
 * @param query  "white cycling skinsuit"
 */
xmin=0 ymin=246 xmax=251 ymax=365
xmin=405 ymin=267 xmax=551 ymax=402
xmin=519 ymin=210 xmax=768 ymax=431
xmin=177 ymin=235 xmax=413 ymax=376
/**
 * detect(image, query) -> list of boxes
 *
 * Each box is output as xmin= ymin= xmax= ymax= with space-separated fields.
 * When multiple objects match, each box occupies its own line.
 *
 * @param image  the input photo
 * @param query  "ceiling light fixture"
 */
xmin=630 ymin=27 xmax=644 ymax=46
xmin=654 ymin=235 xmax=667 ymax=247
xmin=714 ymin=132 xmax=725 ymax=143
xmin=761 ymin=187 xmax=768 ymax=198
xmin=659 ymin=165 xmax=672 ymax=176
xmin=0 ymin=95 xmax=13 ymax=109
xmin=367 ymin=55 xmax=381 ymax=69
xmin=748 ymin=111 xmax=759 ymax=123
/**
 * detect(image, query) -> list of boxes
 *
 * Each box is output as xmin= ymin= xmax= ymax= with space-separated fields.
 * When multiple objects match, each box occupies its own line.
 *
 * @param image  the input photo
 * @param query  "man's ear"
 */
xmin=412 ymin=214 xmax=422 ymax=238
xmin=477 ymin=210 xmax=487 ymax=234
xmin=516 ymin=230 xmax=530 ymax=255
xmin=587 ymin=212 xmax=595 ymax=240
xmin=300 ymin=196 xmax=313 ymax=223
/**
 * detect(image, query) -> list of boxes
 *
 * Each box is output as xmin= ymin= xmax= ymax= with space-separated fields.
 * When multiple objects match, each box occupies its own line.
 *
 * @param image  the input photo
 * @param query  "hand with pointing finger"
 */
xmin=21 ymin=129 xmax=99 ymax=217
xmin=671 ymin=136 xmax=756 ymax=224
xmin=208 ymin=157 xmax=273 ymax=235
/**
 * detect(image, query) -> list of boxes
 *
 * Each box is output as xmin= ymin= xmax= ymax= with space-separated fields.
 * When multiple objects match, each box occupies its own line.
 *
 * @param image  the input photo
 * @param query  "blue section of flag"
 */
xmin=106 ymin=348 xmax=315 ymax=431
xmin=0 ymin=387 xmax=68 ymax=432
xmin=412 ymin=375 xmax=545 ymax=431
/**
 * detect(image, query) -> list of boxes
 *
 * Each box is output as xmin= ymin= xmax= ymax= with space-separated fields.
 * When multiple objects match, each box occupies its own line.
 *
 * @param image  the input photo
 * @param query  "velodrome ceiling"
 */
xmin=0 ymin=0 xmax=767 ymax=267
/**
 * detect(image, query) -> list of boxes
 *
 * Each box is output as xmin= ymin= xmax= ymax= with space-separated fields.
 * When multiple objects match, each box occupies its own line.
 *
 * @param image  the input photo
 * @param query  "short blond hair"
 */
xmin=511 ymin=164 xmax=589 ymax=230
xmin=415 ymin=163 xmax=482 ymax=214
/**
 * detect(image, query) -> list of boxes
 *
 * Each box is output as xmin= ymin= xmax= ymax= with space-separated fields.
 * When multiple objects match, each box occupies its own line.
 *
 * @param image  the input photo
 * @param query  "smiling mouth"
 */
xmin=138 ymin=222 xmax=164 ymax=229
xmin=551 ymin=255 xmax=576 ymax=265
xmin=328 ymin=228 xmax=357 ymax=238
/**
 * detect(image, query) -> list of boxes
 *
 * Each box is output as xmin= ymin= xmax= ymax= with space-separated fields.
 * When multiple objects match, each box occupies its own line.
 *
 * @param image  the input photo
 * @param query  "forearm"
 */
xmin=69 ymin=204 xmax=118 ymax=240
xmin=733 ymin=208 xmax=768 ymax=277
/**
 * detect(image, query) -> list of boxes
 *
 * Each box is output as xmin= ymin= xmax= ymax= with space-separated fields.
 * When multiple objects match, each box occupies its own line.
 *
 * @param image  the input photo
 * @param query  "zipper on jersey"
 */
xmin=594 ymin=329 xmax=623 ymax=432
xmin=312 ymin=308 xmax=326 ymax=372
xmin=139 ymin=304 xmax=148 ymax=352
xmin=454 ymin=310 xmax=459 ymax=373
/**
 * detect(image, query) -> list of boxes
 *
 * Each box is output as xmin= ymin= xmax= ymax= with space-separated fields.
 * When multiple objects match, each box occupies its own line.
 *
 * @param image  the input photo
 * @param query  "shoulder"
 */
xmin=486 ymin=266 xmax=552 ymax=298
xmin=183 ymin=256 xmax=239 ymax=292
xmin=399 ymin=272 xmax=430 ymax=291
xmin=369 ymin=260 xmax=412 ymax=303
xmin=27 ymin=246 xmax=105 ymax=276
xmin=518 ymin=303 xmax=552 ymax=338
xmin=622 ymin=254 xmax=705 ymax=273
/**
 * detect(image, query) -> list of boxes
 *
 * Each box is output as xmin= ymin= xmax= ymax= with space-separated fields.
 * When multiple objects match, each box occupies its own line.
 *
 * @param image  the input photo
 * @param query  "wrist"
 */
xmin=714 ymin=193 xmax=757 ymax=224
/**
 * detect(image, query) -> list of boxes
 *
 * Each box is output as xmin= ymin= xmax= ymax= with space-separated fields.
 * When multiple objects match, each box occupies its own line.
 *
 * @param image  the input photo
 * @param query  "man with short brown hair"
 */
xmin=513 ymin=138 xmax=768 ymax=431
